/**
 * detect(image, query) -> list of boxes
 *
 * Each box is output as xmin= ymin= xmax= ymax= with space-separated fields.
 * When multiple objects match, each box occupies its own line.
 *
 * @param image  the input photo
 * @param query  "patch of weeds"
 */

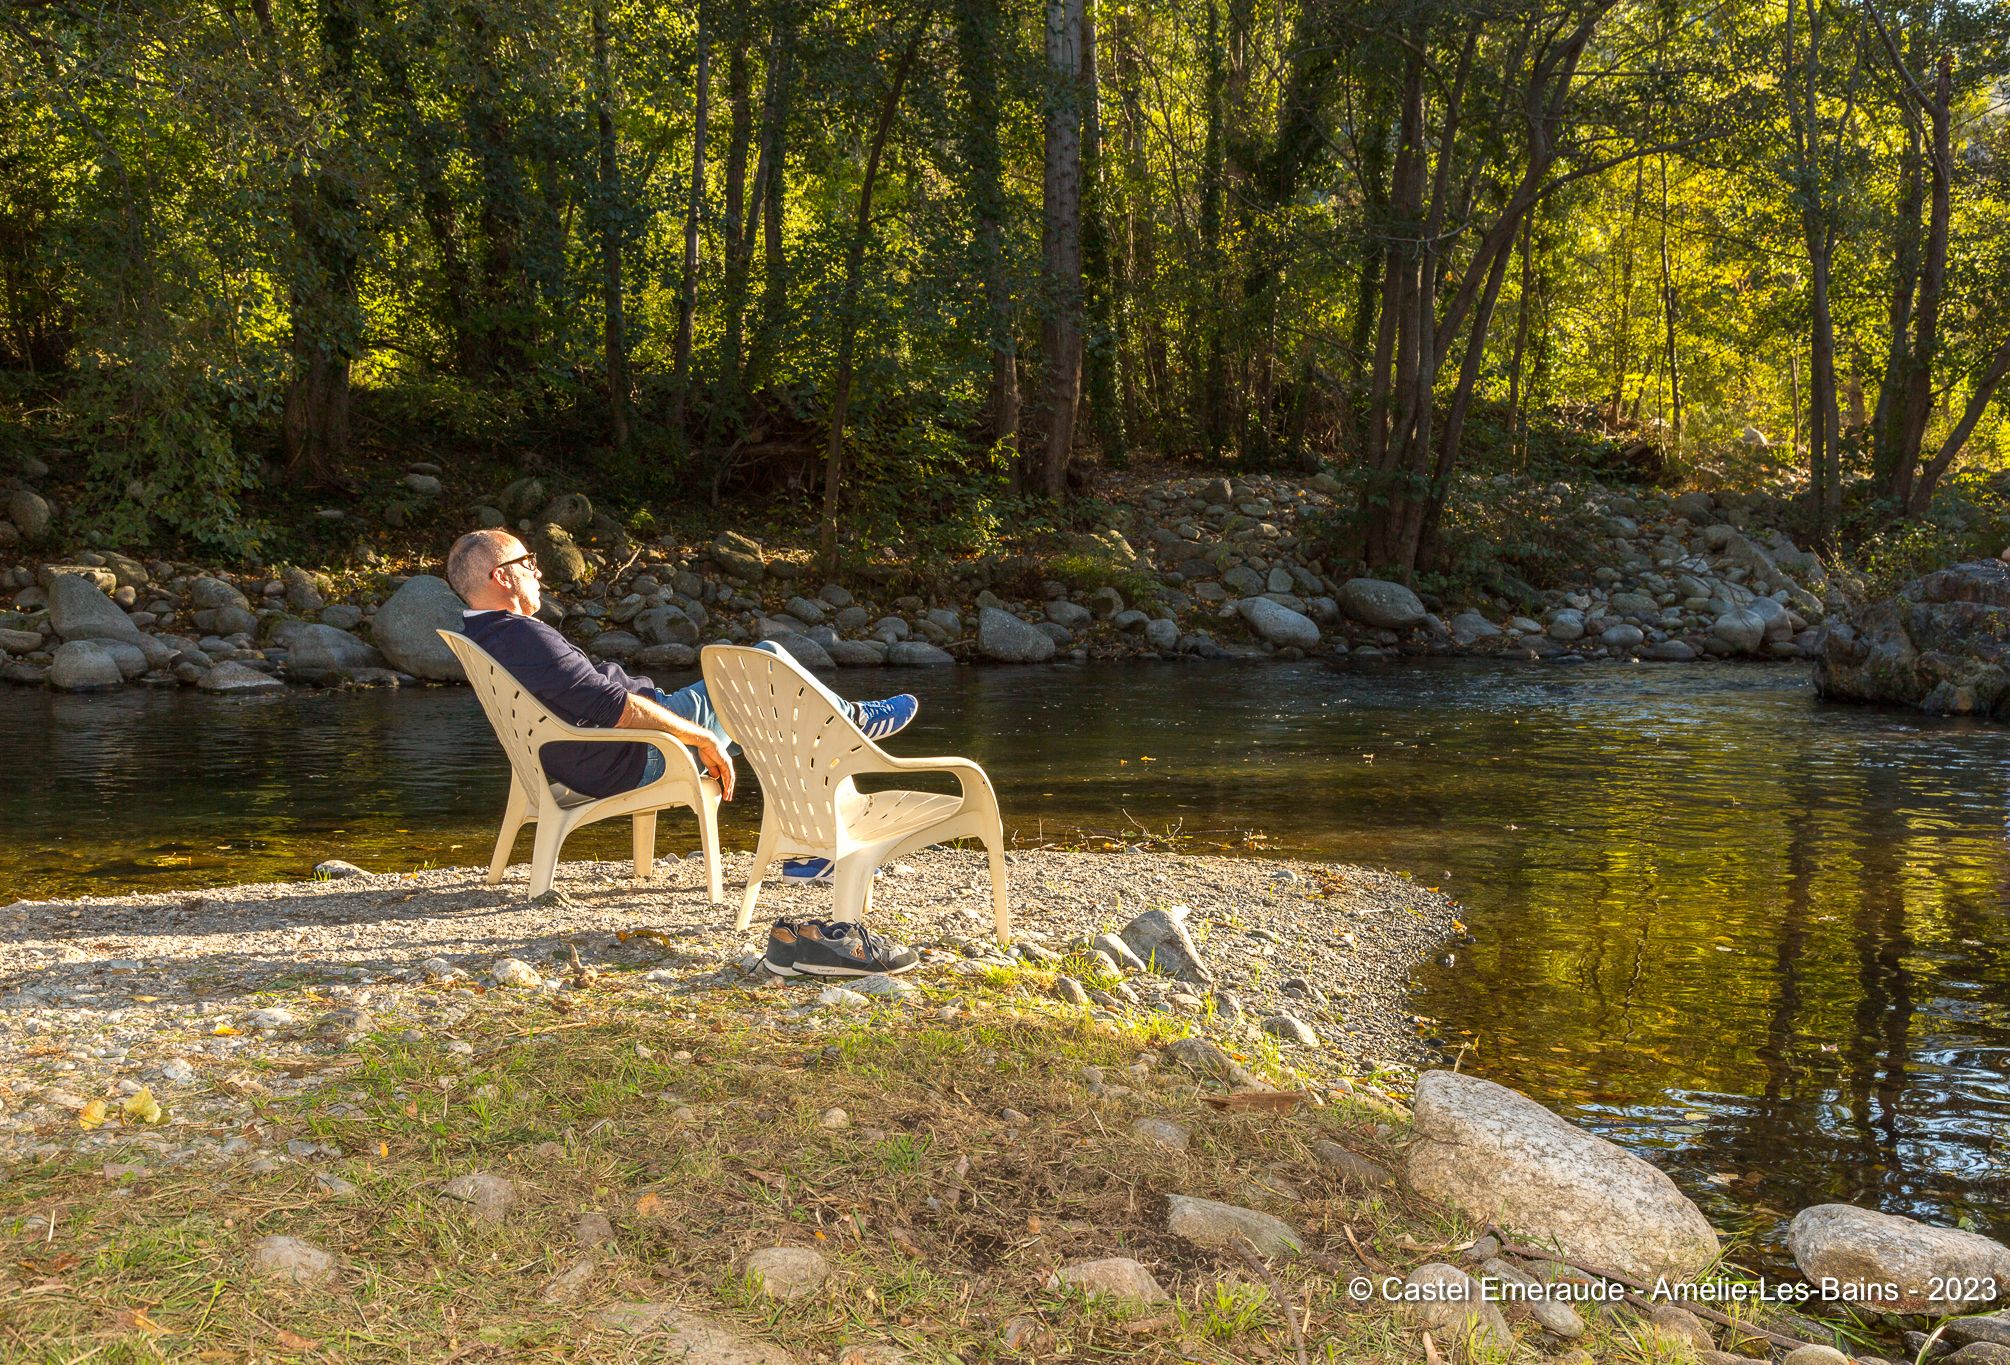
xmin=1188 ymin=1280 xmax=1271 ymax=1340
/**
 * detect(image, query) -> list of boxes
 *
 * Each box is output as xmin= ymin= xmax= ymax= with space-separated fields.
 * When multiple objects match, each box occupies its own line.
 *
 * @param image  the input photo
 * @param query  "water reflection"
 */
xmin=2 ymin=660 xmax=2006 ymax=1250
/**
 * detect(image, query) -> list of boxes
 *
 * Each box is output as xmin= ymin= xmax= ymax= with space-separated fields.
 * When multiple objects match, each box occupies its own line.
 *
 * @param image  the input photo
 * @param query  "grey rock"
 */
xmin=314 ymin=859 xmax=369 ymax=879
xmin=1311 ymin=1141 xmax=1396 ymax=1191
xmin=633 ymin=643 xmax=698 ymax=671
xmin=1093 ymin=932 xmax=1147 ymax=973
xmin=1261 ymin=1013 xmax=1320 ymax=1047
xmin=282 ymin=566 xmax=328 ymax=613
xmin=978 ymin=607 xmax=1056 ymax=663
xmin=711 ymin=532 xmax=765 ymax=580
xmin=1166 ymin=1194 xmax=1303 ymax=1257
xmin=1641 ymin=640 xmax=1698 ymax=661
xmin=8 ymin=488 xmax=51 ymax=540
xmin=744 ymin=1246 xmax=830 ymax=1302
xmin=530 ymin=524 xmax=588 ymax=586
xmin=1048 ymin=1256 xmax=1169 ymax=1303
xmin=1119 ymin=905 xmax=1211 ymax=985
xmin=189 ymin=576 xmax=250 ymax=613
xmin=1399 ymin=1263 xmax=1514 ymax=1353
xmin=1053 ymin=976 xmax=1090 ymax=1006
xmin=1450 ymin=611 xmax=1502 ymax=644
xmin=404 ymin=472 xmax=443 ymax=497
xmin=1045 ymin=599 xmax=1092 ymax=629
xmin=491 ymin=958 xmax=542 ymax=988
xmin=1646 ymin=1304 xmax=1715 ymax=1351
xmin=1786 ymin=1204 xmax=2010 ymax=1315
xmin=574 ymin=1211 xmax=616 ymax=1248
xmin=1946 ymin=1317 xmax=2010 ymax=1350
xmin=1709 ymin=607 xmax=1768 ymax=655
xmin=441 ymin=1172 xmax=518 ymax=1222
xmin=589 ymin=630 xmax=642 ymax=661
xmin=634 ymin=605 xmax=699 ymax=647
xmin=0 ymin=625 xmax=42 ymax=653
xmin=886 ymin=640 xmax=953 ymax=666
xmin=248 ymin=1234 xmax=337 ymax=1287
xmin=1163 ymin=1036 xmax=1261 ymax=1089
xmin=1815 ymin=561 xmax=2010 ymax=719
xmin=829 ymin=639 xmax=889 ymax=666
xmin=1945 ymin=1347 xmax=2010 ymax=1365
xmin=1405 ymin=1069 xmax=1720 ymax=1282
xmin=198 ymin=662 xmax=284 ymax=694
xmin=1144 ymin=618 xmax=1180 ymax=651
xmin=1780 ymin=1348 xmax=1853 ymax=1365
xmin=1546 ymin=609 xmax=1587 ymax=641
xmin=1130 ymin=1116 xmax=1190 ymax=1152
xmin=47 ymin=640 xmax=124 ymax=692
xmin=370 ymin=576 xmax=467 ymax=681
xmin=770 ymin=634 xmax=835 ymax=671
xmin=1339 ymin=577 xmax=1426 ymax=629
xmin=1481 ymin=1256 xmax=1585 ymax=1338
xmin=45 ymin=572 xmax=150 ymax=653
xmin=1599 ymin=624 xmax=1645 ymax=649
xmin=1112 ymin=609 xmax=1147 ymax=631
xmin=1238 ymin=596 xmax=1321 ymax=648
xmin=321 ymin=604 xmax=364 ymax=630
xmin=591 ymin=1303 xmax=795 ymax=1362
xmin=541 ymin=492 xmax=593 ymax=531
xmin=785 ymin=595 xmax=827 ymax=626
xmin=192 ymin=604 xmax=259 ymax=637
xmin=818 ymin=583 xmax=854 ymax=608
xmin=286 ymin=624 xmax=384 ymax=682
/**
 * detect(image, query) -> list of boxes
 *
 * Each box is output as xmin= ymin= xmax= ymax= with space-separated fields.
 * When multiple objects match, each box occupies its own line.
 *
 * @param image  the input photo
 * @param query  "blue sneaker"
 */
xmin=778 ymin=858 xmax=885 ymax=881
xmin=852 ymin=693 xmax=918 ymax=741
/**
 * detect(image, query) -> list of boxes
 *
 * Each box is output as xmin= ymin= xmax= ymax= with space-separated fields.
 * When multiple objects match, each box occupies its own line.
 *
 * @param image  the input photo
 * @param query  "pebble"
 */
xmin=248 ymin=1234 xmax=337 ymax=1286
xmin=1131 ymin=1116 xmax=1191 ymax=1152
xmin=1261 ymin=1013 xmax=1321 ymax=1046
xmin=743 ymin=1246 xmax=831 ymax=1301
xmin=819 ymin=1107 xmax=850 ymax=1130
xmin=490 ymin=958 xmax=541 ymax=988
xmin=440 ymin=1172 xmax=517 ymax=1222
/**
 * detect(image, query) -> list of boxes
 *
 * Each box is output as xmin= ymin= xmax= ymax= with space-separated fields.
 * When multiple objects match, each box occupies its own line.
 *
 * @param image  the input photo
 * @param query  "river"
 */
xmin=2 ymin=659 xmax=2006 ymax=1251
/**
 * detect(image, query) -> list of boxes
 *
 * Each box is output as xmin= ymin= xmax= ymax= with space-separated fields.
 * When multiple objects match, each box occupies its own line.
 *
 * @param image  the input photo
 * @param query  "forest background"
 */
xmin=3 ymin=0 xmax=2009 ymax=589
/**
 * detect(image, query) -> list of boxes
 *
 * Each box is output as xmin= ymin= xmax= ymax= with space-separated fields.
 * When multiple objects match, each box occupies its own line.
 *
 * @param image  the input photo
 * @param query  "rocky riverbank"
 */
xmin=0 ymin=465 xmax=1844 ymax=694
xmin=7 ymin=850 xmax=2008 ymax=1363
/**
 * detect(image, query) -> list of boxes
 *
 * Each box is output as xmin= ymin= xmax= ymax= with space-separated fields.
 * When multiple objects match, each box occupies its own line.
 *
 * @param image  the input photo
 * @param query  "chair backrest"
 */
xmin=437 ymin=630 xmax=565 ymax=798
xmin=700 ymin=644 xmax=871 ymax=847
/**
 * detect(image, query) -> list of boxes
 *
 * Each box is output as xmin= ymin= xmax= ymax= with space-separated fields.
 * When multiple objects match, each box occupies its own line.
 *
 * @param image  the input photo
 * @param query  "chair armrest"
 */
xmin=853 ymin=752 xmax=998 ymax=801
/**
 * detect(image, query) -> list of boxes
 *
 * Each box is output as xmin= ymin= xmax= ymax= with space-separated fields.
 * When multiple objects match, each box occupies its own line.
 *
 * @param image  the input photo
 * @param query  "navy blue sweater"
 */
xmin=461 ymin=610 xmax=656 ymax=797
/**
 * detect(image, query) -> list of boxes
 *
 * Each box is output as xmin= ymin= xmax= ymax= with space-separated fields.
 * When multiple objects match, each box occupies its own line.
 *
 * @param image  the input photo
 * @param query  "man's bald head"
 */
xmin=446 ymin=529 xmax=518 ymax=603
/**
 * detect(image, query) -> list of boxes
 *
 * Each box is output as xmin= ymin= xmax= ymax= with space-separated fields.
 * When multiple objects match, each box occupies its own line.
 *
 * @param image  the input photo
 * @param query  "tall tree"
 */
xmin=952 ymin=0 xmax=1021 ymax=460
xmin=591 ymin=0 xmax=630 ymax=450
xmin=1039 ymin=0 xmax=1084 ymax=495
xmin=671 ymin=9 xmax=712 ymax=433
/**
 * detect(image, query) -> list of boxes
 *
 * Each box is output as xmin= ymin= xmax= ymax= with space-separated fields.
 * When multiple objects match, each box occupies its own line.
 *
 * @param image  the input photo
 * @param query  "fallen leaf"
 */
xmin=634 ymin=1192 xmax=663 ymax=1217
xmin=78 ymin=1100 xmax=108 ymax=1129
xmin=269 ymin=1328 xmax=321 ymax=1351
xmin=115 ymin=1306 xmax=169 ymax=1335
xmin=212 ymin=1024 xmax=239 ymax=1037
xmin=1423 ymin=1330 xmax=1445 ymax=1365
xmin=121 ymin=1088 xmax=164 ymax=1125
xmin=1122 ymin=1314 xmax=1174 ymax=1334
xmin=1201 ymin=1090 xmax=1307 ymax=1114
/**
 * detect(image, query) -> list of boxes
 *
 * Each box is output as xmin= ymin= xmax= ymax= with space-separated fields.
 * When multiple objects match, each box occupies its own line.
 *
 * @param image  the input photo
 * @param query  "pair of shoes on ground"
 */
xmin=765 ymin=917 xmax=919 ymax=977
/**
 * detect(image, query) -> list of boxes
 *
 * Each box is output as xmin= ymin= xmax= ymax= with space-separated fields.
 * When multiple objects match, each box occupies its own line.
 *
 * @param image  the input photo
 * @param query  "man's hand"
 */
xmin=617 ymin=691 xmax=736 ymax=800
xmin=691 ymin=735 xmax=736 ymax=800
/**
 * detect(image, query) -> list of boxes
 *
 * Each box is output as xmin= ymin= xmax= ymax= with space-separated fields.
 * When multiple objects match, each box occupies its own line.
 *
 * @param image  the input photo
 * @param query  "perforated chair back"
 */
xmin=699 ymin=644 xmax=867 ymax=848
xmin=439 ymin=631 xmax=561 ymax=799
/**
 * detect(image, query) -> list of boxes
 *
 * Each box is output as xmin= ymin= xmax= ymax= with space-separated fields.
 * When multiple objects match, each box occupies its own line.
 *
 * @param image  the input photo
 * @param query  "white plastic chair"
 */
xmin=438 ymin=630 xmax=723 ymax=901
xmin=699 ymin=643 xmax=1011 ymax=943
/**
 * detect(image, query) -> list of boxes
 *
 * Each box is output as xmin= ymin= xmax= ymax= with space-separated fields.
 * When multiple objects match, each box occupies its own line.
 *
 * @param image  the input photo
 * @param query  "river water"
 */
xmin=2 ymin=660 xmax=2006 ymax=1250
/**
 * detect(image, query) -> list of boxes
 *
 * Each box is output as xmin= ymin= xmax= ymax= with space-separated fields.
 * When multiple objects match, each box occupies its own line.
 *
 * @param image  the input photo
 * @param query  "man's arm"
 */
xmin=616 ymin=691 xmax=736 ymax=800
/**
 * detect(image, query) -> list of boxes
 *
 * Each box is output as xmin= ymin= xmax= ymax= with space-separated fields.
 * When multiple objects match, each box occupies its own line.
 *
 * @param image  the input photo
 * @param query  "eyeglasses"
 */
xmin=494 ymin=553 xmax=541 ymax=578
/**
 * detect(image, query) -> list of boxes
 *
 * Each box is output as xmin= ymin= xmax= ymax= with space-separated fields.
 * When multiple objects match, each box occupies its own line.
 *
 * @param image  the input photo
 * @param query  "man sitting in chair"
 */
xmin=446 ymin=527 xmax=919 ymax=916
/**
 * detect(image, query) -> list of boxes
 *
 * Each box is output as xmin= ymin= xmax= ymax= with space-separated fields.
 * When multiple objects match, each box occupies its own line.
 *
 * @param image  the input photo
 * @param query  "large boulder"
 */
xmin=188 ymin=576 xmax=250 ymax=613
xmin=1119 ymin=905 xmax=1211 ymax=985
xmin=1786 ymin=1204 xmax=2010 ymax=1315
xmin=1708 ymin=607 xmax=1768 ymax=655
xmin=634 ymin=605 xmax=699 ymax=647
xmin=285 ymin=624 xmax=386 ymax=682
xmin=1404 ymin=1069 xmax=1720 ymax=1282
xmin=1238 ymin=596 xmax=1321 ymax=649
xmin=6 ymin=488 xmax=50 ymax=541
xmin=45 ymin=572 xmax=170 ymax=669
xmin=1816 ymin=560 xmax=2010 ymax=718
xmin=371 ymin=575 xmax=467 ymax=681
xmin=47 ymin=640 xmax=124 ymax=692
xmin=530 ymin=523 xmax=589 ymax=586
xmin=977 ymin=607 xmax=1056 ymax=664
xmin=1339 ymin=577 xmax=1426 ymax=629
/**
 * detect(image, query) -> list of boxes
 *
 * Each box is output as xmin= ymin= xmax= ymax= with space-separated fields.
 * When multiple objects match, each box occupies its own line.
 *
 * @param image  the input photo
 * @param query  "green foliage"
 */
xmin=1847 ymin=471 xmax=2010 ymax=597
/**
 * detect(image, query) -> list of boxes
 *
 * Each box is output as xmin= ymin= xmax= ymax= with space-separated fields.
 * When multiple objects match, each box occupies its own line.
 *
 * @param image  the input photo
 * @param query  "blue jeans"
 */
xmin=635 ymin=641 xmax=784 ymax=786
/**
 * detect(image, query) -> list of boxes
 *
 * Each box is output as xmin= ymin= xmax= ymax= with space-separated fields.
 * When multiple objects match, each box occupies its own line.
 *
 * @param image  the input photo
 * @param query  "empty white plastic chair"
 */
xmin=438 ymin=630 xmax=723 ymax=901
xmin=699 ymin=643 xmax=1010 ymax=943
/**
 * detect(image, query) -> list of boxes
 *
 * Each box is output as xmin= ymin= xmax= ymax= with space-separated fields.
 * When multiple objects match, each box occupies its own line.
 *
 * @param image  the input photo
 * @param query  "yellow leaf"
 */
xmin=634 ymin=1192 xmax=663 ymax=1217
xmin=122 ymin=1088 xmax=164 ymax=1124
xmin=269 ymin=1327 xmax=320 ymax=1351
xmin=116 ymin=1306 xmax=169 ymax=1334
xmin=212 ymin=1023 xmax=239 ymax=1037
xmin=79 ymin=1100 xmax=108 ymax=1129
xmin=1139 ymin=755 xmax=1155 ymax=762
xmin=377 ymin=1141 xmax=390 ymax=1158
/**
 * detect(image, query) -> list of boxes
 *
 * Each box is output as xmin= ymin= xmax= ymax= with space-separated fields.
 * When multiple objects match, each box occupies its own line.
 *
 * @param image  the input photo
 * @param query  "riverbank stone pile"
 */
xmin=0 ymin=466 xmax=1849 ymax=694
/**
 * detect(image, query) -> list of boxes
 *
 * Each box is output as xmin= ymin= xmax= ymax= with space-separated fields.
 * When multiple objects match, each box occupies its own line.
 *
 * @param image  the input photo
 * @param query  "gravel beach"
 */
xmin=0 ymin=849 xmax=1456 ymax=1165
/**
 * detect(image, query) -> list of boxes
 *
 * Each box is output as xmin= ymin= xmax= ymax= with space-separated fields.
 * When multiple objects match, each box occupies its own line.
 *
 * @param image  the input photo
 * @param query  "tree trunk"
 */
xmin=591 ymin=0 xmax=629 ymax=450
xmin=1039 ymin=0 xmax=1084 ymax=496
xmin=718 ymin=33 xmax=754 ymax=429
xmin=1078 ymin=0 xmax=1126 ymax=466
xmin=1194 ymin=0 xmax=1226 ymax=460
xmin=745 ymin=11 xmax=795 ymax=395
xmin=952 ymin=0 xmax=1020 ymax=460
xmin=279 ymin=0 xmax=363 ymax=485
xmin=1657 ymin=152 xmax=1681 ymax=456
xmin=671 ymin=12 xmax=711 ymax=433
xmin=818 ymin=15 xmax=930 ymax=572
xmin=459 ymin=2 xmax=530 ymax=378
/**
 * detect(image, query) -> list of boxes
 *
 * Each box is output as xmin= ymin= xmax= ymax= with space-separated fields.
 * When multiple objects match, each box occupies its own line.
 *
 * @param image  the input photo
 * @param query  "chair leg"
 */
xmin=737 ymin=826 xmax=778 ymax=932
xmin=631 ymin=810 xmax=657 ymax=884
xmin=983 ymin=834 xmax=1011 ymax=945
xmin=830 ymin=857 xmax=875 ymax=926
xmin=528 ymin=808 xmax=569 ymax=898
xmin=696 ymin=790 xmax=724 ymax=906
xmin=488 ymin=779 xmax=531 ymax=886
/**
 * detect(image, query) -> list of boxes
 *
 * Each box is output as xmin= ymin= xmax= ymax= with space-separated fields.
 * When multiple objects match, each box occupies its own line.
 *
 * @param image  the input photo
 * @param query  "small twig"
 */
xmin=1238 ymin=1243 xmax=1309 ymax=1365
